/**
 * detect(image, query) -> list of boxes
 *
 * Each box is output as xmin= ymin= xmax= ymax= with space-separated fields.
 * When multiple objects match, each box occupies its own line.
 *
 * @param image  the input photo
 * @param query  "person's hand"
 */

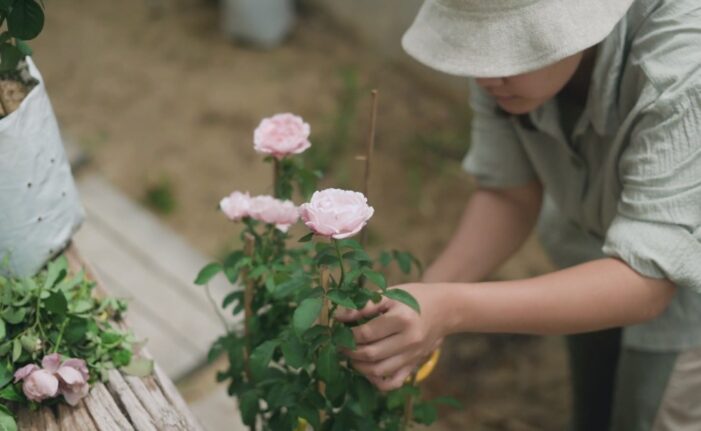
xmin=334 ymin=283 xmax=451 ymax=391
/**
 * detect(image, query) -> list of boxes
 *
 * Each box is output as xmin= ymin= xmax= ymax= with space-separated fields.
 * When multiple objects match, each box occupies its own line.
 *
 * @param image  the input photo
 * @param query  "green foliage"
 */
xmin=0 ymin=0 xmax=44 ymax=73
xmin=0 ymin=255 xmax=148 ymax=425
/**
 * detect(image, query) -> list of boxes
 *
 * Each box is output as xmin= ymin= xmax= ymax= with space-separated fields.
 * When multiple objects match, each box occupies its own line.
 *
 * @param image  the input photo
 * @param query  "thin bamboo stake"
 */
xmin=242 ymin=233 xmax=256 ymax=381
xmin=360 ymin=90 xmax=379 ymax=248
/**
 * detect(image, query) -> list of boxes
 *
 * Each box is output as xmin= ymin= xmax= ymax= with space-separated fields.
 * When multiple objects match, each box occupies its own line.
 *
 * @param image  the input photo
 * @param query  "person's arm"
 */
xmin=423 ymin=179 xmax=543 ymax=283
xmin=337 ymin=259 xmax=676 ymax=391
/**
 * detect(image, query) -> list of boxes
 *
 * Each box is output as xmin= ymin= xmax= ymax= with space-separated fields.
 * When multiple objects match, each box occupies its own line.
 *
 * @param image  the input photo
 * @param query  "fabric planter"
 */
xmin=0 ymin=57 xmax=84 ymax=277
xmin=220 ymin=0 xmax=295 ymax=48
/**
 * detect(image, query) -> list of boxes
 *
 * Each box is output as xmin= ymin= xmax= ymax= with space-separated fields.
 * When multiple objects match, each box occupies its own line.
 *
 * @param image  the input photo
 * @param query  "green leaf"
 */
xmin=352 ymin=377 xmax=378 ymax=416
xmin=298 ymin=232 xmax=314 ymax=242
xmin=293 ymin=297 xmax=322 ymax=335
xmin=45 ymin=290 xmax=68 ymax=315
xmin=430 ymin=396 xmax=462 ymax=409
xmin=295 ymin=404 xmax=320 ymax=430
xmin=384 ymin=289 xmax=420 ymax=313
xmin=11 ymin=339 xmax=21 ymax=362
xmin=361 ymin=269 xmax=386 ymax=290
xmin=0 ymin=319 xmax=5 ymax=341
xmin=0 ymin=364 xmax=12 ymax=388
xmin=378 ymin=251 xmax=392 ymax=267
xmin=239 ymin=390 xmax=259 ymax=427
xmin=0 ymin=384 xmax=23 ymax=402
xmin=327 ymin=290 xmax=356 ymax=309
xmin=194 ymin=263 xmax=222 ymax=285
xmin=249 ymin=340 xmax=278 ymax=380
xmin=413 ymin=402 xmax=438 ymax=425
xmin=0 ymin=404 xmax=16 ymax=431
xmin=394 ymin=251 xmax=412 ymax=274
xmin=7 ymin=0 xmax=44 ymax=40
xmin=121 ymin=357 xmax=154 ymax=377
xmin=0 ymin=308 xmax=24 ymax=325
xmin=15 ymin=39 xmax=32 ymax=56
xmin=0 ymin=43 xmax=21 ymax=72
xmin=332 ymin=324 xmax=355 ymax=350
xmin=280 ymin=336 xmax=306 ymax=368
xmin=316 ymin=344 xmax=339 ymax=383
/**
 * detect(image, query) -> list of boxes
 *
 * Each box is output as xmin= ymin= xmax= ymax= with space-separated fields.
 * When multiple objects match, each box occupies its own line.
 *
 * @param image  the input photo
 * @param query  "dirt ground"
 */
xmin=34 ymin=0 xmax=569 ymax=429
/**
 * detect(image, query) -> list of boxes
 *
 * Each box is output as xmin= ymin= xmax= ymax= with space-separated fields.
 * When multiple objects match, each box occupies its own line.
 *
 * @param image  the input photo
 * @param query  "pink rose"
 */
xmin=299 ymin=189 xmax=374 ymax=239
xmin=14 ymin=354 xmax=90 ymax=406
xmin=220 ymin=191 xmax=251 ymax=221
xmin=253 ymin=113 xmax=311 ymax=159
xmin=248 ymin=195 xmax=299 ymax=232
xmin=14 ymin=364 xmax=59 ymax=403
xmin=56 ymin=358 xmax=90 ymax=406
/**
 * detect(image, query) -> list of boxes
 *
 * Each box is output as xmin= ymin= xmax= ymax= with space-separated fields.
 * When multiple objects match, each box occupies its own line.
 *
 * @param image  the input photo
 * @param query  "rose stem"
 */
xmin=319 ymin=266 xmax=331 ymax=421
xmin=402 ymin=372 xmax=418 ymax=430
xmin=360 ymin=89 xmax=379 ymax=248
xmin=242 ymin=232 xmax=255 ymax=381
xmin=273 ymin=157 xmax=280 ymax=198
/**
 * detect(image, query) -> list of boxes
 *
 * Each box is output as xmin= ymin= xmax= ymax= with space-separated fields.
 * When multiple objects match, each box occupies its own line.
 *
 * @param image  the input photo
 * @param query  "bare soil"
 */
xmin=34 ymin=0 xmax=569 ymax=429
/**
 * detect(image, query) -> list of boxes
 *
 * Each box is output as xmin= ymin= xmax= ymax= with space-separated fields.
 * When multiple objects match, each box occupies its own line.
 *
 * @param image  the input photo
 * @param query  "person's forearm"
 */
xmin=439 ymin=258 xmax=676 ymax=335
xmin=423 ymin=180 xmax=542 ymax=283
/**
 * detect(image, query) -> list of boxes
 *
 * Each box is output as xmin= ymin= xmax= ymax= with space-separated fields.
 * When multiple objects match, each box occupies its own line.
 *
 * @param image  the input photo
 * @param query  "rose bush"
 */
xmin=197 ymin=113 xmax=455 ymax=430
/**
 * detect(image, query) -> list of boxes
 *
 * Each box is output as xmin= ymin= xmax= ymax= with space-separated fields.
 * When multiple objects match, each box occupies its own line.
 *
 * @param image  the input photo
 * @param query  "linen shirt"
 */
xmin=463 ymin=0 xmax=701 ymax=351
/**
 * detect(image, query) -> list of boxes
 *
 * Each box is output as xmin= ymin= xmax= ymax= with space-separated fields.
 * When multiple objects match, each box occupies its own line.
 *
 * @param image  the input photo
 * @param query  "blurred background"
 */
xmin=33 ymin=0 xmax=569 ymax=429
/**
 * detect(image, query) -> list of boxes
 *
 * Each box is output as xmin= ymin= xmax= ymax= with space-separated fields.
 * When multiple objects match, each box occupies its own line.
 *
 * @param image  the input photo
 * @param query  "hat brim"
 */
xmin=402 ymin=0 xmax=634 ymax=78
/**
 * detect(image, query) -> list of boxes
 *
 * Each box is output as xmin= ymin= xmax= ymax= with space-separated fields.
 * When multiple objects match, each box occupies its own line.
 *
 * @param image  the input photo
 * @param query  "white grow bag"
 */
xmin=0 ymin=57 xmax=84 ymax=277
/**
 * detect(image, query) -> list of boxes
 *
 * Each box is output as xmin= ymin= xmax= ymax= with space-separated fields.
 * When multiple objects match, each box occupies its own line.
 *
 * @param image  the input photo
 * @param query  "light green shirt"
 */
xmin=463 ymin=0 xmax=701 ymax=351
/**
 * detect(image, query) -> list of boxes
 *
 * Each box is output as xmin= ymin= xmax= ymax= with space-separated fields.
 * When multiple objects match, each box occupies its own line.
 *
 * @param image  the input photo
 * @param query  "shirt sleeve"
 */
xmin=462 ymin=79 xmax=537 ymax=188
xmin=602 ymin=86 xmax=701 ymax=293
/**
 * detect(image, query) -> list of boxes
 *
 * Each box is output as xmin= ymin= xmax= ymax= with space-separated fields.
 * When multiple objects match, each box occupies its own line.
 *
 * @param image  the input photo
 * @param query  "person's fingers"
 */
xmin=351 ymin=349 xmax=415 ymax=380
xmin=344 ymin=332 xmax=407 ymax=362
xmin=349 ymin=312 xmax=406 ymax=346
xmin=375 ymin=364 xmax=415 ymax=392
xmin=333 ymin=297 xmax=389 ymax=323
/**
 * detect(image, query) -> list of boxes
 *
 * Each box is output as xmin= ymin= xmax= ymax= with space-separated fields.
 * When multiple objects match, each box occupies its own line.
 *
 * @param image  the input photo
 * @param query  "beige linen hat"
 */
xmin=402 ymin=0 xmax=634 ymax=77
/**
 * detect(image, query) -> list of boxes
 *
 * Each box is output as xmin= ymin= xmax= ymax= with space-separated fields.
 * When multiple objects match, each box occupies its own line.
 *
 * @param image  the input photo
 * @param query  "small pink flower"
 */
xmin=15 ymin=367 xmax=59 ymax=402
xmin=248 ymin=195 xmax=299 ymax=232
xmin=220 ymin=191 xmax=251 ymax=221
xmin=253 ymin=113 xmax=311 ymax=159
xmin=299 ymin=189 xmax=374 ymax=239
xmin=14 ymin=354 xmax=90 ymax=406
xmin=57 ymin=358 xmax=90 ymax=406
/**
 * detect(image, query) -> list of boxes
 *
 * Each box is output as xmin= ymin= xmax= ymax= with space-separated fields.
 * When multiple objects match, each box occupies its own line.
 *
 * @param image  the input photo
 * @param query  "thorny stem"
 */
xmin=52 ymin=318 xmax=69 ymax=354
xmin=333 ymin=239 xmax=345 ymax=287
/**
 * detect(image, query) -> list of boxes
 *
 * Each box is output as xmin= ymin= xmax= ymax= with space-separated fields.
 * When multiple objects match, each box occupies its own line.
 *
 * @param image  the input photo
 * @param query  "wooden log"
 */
xmin=57 ymin=402 xmax=99 ymax=431
xmin=83 ymin=383 xmax=135 ymax=431
xmin=123 ymin=374 xmax=189 ymax=430
xmin=105 ymin=369 xmax=158 ymax=431
xmin=150 ymin=363 xmax=205 ymax=431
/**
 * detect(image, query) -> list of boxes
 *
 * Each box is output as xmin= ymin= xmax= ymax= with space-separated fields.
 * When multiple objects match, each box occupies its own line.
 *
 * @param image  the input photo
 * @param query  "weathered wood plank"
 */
xmin=105 ymin=369 xmax=158 ymax=431
xmin=123 ymin=374 xmax=189 ymax=431
xmin=57 ymin=401 xmax=99 ymax=431
xmin=150 ymin=362 xmax=206 ymax=431
xmin=83 ymin=383 xmax=134 ymax=431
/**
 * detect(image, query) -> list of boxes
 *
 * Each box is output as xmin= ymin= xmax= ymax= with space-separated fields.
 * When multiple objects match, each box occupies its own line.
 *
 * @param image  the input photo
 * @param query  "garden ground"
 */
xmin=35 ymin=0 xmax=569 ymax=429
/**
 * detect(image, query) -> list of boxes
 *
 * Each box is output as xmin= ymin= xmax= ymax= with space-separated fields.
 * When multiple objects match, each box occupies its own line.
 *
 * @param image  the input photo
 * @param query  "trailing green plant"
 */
xmin=0 ymin=255 xmax=152 ymax=430
xmin=196 ymin=113 xmax=456 ymax=430
xmin=0 ymin=0 xmax=45 ymax=73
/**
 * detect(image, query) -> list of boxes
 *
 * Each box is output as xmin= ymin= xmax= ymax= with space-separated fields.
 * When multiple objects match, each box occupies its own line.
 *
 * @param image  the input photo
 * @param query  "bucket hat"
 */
xmin=402 ymin=0 xmax=635 ymax=77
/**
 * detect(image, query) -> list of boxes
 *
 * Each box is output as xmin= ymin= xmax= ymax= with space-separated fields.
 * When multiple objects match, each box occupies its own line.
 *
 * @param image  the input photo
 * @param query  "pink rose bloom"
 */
xmin=253 ymin=113 xmax=311 ymax=159
xmin=220 ymin=191 xmax=251 ymax=221
xmin=56 ymin=358 xmax=90 ymax=406
xmin=248 ymin=195 xmax=299 ymax=232
xmin=14 ymin=364 xmax=59 ymax=403
xmin=299 ymin=189 xmax=374 ymax=239
xmin=14 ymin=354 xmax=90 ymax=406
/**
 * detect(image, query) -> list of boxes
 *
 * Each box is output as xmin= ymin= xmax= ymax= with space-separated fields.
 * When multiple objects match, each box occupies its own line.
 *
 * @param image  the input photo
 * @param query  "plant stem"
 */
xmin=242 ymin=233 xmax=256 ymax=382
xmin=402 ymin=373 xmax=418 ymax=431
xmin=333 ymin=239 xmax=345 ymax=287
xmin=52 ymin=318 xmax=69 ymax=353
xmin=360 ymin=89 xmax=379 ymax=248
xmin=273 ymin=157 xmax=280 ymax=198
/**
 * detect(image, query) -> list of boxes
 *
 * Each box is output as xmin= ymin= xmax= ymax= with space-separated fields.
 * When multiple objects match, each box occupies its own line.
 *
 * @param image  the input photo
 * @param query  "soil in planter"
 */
xmin=32 ymin=0 xmax=570 ymax=429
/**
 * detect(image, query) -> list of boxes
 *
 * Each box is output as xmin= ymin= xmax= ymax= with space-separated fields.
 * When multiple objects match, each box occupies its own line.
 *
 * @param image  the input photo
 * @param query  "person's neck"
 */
xmin=560 ymin=46 xmax=597 ymax=106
